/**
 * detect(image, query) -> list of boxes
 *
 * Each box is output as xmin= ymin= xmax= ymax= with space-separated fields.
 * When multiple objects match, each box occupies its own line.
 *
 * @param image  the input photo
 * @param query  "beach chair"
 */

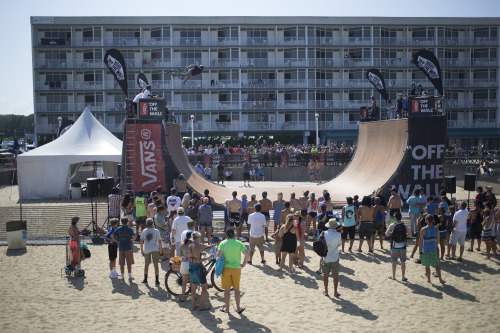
xmin=61 ymin=238 xmax=85 ymax=277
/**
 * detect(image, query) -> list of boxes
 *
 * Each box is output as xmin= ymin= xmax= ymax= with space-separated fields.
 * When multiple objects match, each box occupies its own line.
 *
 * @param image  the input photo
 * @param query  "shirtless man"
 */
xmin=298 ymin=190 xmax=309 ymax=219
xmin=147 ymin=196 xmax=160 ymax=219
xmin=387 ymin=188 xmax=402 ymax=222
xmin=289 ymin=193 xmax=300 ymax=213
xmin=280 ymin=201 xmax=293 ymax=225
xmin=259 ymin=191 xmax=273 ymax=242
xmin=227 ymin=191 xmax=242 ymax=239
xmin=308 ymin=159 xmax=315 ymax=182
xmin=321 ymin=192 xmax=335 ymax=212
xmin=315 ymin=160 xmax=324 ymax=184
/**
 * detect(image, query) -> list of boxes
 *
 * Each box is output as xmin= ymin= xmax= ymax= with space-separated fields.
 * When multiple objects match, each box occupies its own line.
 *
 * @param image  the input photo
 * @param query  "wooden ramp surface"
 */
xmin=165 ymin=119 xmax=408 ymax=205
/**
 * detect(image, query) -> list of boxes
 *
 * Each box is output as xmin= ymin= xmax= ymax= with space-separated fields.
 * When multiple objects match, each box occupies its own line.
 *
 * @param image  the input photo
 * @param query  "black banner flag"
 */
xmin=412 ymin=50 xmax=443 ymax=96
xmin=137 ymin=73 xmax=149 ymax=89
xmin=366 ymin=68 xmax=389 ymax=101
xmin=104 ymin=49 xmax=128 ymax=97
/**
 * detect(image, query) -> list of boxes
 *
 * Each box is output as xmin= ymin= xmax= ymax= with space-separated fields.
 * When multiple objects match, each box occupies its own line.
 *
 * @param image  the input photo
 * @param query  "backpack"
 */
xmin=392 ymin=222 xmax=407 ymax=244
xmin=186 ymin=202 xmax=198 ymax=219
xmin=313 ymin=232 xmax=328 ymax=257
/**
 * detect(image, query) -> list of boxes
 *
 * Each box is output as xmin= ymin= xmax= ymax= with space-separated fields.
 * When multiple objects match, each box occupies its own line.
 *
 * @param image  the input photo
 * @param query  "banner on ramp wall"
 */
xmin=133 ymin=123 xmax=165 ymax=192
xmin=388 ymin=116 xmax=447 ymax=200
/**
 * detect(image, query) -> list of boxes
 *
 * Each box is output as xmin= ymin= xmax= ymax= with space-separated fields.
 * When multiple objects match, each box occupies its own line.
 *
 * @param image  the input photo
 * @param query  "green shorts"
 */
xmin=421 ymin=251 xmax=440 ymax=267
xmin=371 ymin=223 xmax=384 ymax=236
xmin=322 ymin=260 xmax=339 ymax=276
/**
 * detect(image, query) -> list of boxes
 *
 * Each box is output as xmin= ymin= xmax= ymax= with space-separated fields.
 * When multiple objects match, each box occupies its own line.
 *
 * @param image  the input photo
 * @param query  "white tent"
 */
xmin=17 ymin=108 xmax=122 ymax=199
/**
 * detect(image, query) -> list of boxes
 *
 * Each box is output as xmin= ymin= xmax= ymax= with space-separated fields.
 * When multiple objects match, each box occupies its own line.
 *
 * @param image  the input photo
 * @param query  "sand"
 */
xmin=1 ymin=238 xmax=499 ymax=333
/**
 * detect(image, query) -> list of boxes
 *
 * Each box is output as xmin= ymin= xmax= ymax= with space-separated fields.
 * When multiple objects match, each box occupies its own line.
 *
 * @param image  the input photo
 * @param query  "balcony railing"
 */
xmin=445 ymin=99 xmax=498 ymax=109
xmin=447 ymin=120 xmax=498 ymax=128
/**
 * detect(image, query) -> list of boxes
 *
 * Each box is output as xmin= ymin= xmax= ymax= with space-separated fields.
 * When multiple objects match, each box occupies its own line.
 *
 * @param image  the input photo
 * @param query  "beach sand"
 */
xmin=1 ymin=238 xmax=499 ymax=333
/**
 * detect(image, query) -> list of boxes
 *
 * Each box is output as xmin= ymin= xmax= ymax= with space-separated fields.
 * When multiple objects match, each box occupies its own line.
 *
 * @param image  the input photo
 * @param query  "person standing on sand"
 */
xmin=279 ymin=214 xmax=299 ymax=273
xmin=306 ymin=192 xmax=319 ymax=238
xmin=111 ymin=217 xmax=137 ymax=280
xmin=198 ymin=197 xmax=213 ymax=244
xmin=481 ymin=209 xmax=497 ymax=260
xmin=407 ymin=189 xmax=423 ymax=236
xmin=341 ymin=197 xmax=357 ymax=252
xmin=280 ymin=201 xmax=293 ymax=226
xmin=298 ymin=190 xmax=309 ymax=218
xmin=289 ymin=192 xmax=300 ymax=213
xmin=259 ymin=191 xmax=273 ymax=242
xmin=467 ymin=200 xmax=484 ymax=252
xmin=450 ymin=202 xmax=468 ymax=261
xmin=322 ymin=219 xmax=342 ymax=298
xmin=419 ymin=214 xmax=446 ymax=284
xmin=227 ymin=191 xmax=242 ymax=239
xmin=371 ymin=197 xmax=386 ymax=251
xmin=358 ymin=196 xmax=374 ymax=252
xmin=140 ymin=218 xmax=162 ymax=286
xmin=217 ymin=228 xmax=249 ymax=314
xmin=188 ymin=232 xmax=215 ymax=311
xmin=248 ymin=204 xmax=266 ymax=264
xmin=135 ymin=190 xmax=147 ymax=235
xmin=273 ymin=192 xmax=285 ymax=232
xmin=294 ymin=213 xmax=307 ymax=268
xmin=387 ymin=187 xmax=402 ymax=222
xmin=385 ymin=212 xmax=409 ymax=281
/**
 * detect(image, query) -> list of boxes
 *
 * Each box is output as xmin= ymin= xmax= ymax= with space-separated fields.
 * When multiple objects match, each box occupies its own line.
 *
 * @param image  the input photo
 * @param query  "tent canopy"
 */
xmin=17 ymin=108 xmax=122 ymax=199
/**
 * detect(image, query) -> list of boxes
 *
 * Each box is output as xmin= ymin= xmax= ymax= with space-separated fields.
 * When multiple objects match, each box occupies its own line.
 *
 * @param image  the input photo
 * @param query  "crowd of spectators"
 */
xmin=184 ymin=141 xmax=356 ymax=157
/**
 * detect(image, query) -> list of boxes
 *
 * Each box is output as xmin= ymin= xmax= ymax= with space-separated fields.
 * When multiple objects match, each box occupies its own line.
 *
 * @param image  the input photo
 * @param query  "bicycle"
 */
xmin=165 ymin=237 xmax=224 ymax=296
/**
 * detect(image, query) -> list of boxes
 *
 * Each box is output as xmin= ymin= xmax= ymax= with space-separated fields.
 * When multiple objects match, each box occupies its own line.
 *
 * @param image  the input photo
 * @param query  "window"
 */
xmin=84 ymin=71 xmax=102 ymax=83
xmin=180 ymin=28 xmax=202 ymax=39
xmin=41 ymin=28 xmax=71 ymax=39
xmin=83 ymin=49 xmax=102 ymax=61
xmin=151 ymin=27 xmax=170 ymax=38
xmin=112 ymin=28 xmax=140 ymax=38
xmin=247 ymin=28 xmax=268 ymax=39
xmin=412 ymin=27 xmax=434 ymax=38
xmin=46 ymin=93 xmax=69 ymax=104
xmin=179 ymin=50 xmax=202 ymax=65
xmin=83 ymin=27 xmax=102 ymax=40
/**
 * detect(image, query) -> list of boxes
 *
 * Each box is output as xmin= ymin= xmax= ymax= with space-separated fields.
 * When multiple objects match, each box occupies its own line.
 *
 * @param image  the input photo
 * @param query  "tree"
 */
xmin=0 ymin=114 xmax=34 ymax=140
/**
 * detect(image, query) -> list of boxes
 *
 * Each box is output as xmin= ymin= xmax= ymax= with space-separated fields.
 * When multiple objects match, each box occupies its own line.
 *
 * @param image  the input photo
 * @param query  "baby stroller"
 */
xmin=61 ymin=238 xmax=85 ymax=277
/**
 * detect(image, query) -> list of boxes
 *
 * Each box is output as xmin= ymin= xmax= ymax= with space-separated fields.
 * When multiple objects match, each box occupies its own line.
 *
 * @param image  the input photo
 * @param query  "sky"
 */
xmin=1 ymin=0 xmax=499 ymax=116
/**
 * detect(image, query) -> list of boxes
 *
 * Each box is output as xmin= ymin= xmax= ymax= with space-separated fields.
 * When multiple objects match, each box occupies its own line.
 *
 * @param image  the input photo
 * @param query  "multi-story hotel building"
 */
xmin=31 ymin=16 xmax=500 ymax=148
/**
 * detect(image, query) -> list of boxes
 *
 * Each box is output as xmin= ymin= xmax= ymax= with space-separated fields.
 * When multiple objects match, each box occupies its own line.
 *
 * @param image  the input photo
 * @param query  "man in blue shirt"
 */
xmin=111 ymin=217 xmax=137 ymax=280
xmin=406 ymin=189 xmax=423 ymax=236
xmin=322 ymin=219 xmax=342 ymax=298
xmin=242 ymin=162 xmax=251 ymax=187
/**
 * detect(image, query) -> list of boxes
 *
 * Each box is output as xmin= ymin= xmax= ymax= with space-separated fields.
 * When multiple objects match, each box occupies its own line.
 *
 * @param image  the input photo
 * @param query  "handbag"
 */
xmin=215 ymin=240 xmax=228 ymax=277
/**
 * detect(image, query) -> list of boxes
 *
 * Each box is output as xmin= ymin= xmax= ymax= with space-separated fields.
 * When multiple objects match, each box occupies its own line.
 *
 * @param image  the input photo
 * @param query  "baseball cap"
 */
xmin=71 ymin=216 xmax=80 ymax=223
xmin=262 ymin=191 xmax=267 ymax=196
xmin=177 ymin=207 xmax=184 ymax=213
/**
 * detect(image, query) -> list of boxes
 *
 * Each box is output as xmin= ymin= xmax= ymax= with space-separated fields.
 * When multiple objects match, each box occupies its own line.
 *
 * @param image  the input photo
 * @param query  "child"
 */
xmin=111 ymin=217 xmax=137 ymax=280
xmin=105 ymin=218 xmax=120 ymax=278
xmin=271 ymin=227 xmax=283 ymax=265
xmin=154 ymin=206 xmax=170 ymax=261
xmin=426 ymin=196 xmax=436 ymax=215
xmin=140 ymin=218 xmax=162 ymax=285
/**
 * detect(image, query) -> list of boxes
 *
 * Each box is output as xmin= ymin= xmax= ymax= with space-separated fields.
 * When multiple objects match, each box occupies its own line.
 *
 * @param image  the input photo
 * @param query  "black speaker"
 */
xmin=86 ymin=178 xmax=100 ymax=197
xmin=444 ymin=176 xmax=456 ymax=194
xmin=464 ymin=173 xmax=476 ymax=191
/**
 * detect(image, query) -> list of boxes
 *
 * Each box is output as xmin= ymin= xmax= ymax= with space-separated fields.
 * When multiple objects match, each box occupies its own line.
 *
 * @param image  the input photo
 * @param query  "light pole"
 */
xmin=315 ymin=113 xmax=319 ymax=147
xmin=190 ymin=115 xmax=195 ymax=148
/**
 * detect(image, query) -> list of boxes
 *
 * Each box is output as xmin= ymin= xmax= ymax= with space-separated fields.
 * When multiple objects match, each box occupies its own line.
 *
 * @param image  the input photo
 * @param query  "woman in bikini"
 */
xmin=279 ymin=214 xmax=299 ymax=273
xmin=188 ymin=232 xmax=215 ymax=311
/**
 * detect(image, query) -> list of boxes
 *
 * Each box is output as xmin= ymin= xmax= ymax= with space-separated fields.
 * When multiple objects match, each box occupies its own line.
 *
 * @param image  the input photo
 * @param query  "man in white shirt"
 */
xmin=450 ymin=201 xmax=469 ymax=261
xmin=140 ymin=218 xmax=162 ymax=285
xmin=180 ymin=220 xmax=195 ymax=243
xmin=248 ymin=203 xmax=266 ymax=265
xmin=171 ymin=207 xmax=190 ymax=255
xmin=142 ymin=85 xmax=152 ymax=98
xmin=166 ymin=188 xmax=182 ymax=215
xmin=322 ymin=219 xmax=342 ymax=298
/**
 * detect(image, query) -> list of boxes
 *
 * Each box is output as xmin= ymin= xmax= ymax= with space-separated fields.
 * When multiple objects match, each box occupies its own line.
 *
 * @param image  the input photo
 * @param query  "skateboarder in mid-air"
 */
xmin=171 ymin=64 xmax=204 ymax=86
